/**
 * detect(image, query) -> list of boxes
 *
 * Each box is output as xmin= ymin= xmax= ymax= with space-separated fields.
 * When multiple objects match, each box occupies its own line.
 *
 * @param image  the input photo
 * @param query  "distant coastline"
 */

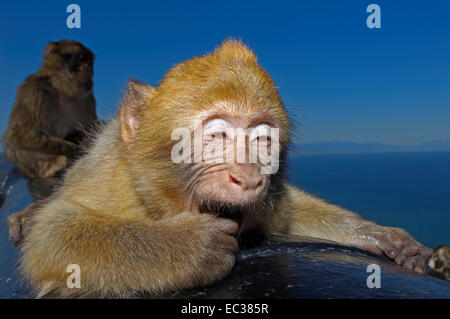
xmin=292 ymin=141 xmax=450 ymax=155
xmin=1 ymin=141 xmax=450 ymax=156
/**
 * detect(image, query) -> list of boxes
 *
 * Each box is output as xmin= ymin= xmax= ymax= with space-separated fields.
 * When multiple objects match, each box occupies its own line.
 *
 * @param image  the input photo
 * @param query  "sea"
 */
xmin=287 ymin=151 xmax=450 ymax=248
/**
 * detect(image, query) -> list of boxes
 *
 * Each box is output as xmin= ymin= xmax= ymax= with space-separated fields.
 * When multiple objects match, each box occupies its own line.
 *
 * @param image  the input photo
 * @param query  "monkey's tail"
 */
xmin=0 ymin=168 xmax=20 ymax=209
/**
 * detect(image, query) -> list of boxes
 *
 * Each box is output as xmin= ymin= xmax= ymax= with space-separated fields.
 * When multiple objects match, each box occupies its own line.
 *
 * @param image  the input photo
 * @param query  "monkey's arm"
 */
xmin=19 ymin=130 xmax=77 ymax=156
xmin=264 ymin=184 xmax=432 ymax=272
xmin=22 ymin=208 xmax=237 ymax=298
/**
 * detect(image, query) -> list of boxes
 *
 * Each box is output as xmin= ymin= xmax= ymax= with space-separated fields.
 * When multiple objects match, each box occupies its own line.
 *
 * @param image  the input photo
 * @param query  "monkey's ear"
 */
xmin=44 ymin=41 xmax=57 ymax=56
xmin=120 ymin=79 xmax=155 ymax=148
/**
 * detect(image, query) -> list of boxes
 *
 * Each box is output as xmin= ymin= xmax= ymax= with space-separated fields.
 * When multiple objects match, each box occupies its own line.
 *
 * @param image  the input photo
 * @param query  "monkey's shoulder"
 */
xmin=12 ymin=75 xmax=58 ymax=112
xmin=17 ymin=74 xmax=57 ymax=99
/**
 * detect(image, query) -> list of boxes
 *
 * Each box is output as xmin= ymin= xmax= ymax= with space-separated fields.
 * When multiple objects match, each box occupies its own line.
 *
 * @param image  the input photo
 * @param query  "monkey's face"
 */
xmin=182 ymin=115 xmax=279 ymax=224
xmin=123 ymin=40 xmax=290 ymax=225
xmin=43 ymin=40 xmax=95 ymax=90
xmin=61 ymin=50 xmax=94 ymax=89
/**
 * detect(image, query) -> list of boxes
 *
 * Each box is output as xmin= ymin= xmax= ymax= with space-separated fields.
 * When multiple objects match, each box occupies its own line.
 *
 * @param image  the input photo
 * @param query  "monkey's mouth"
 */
xmin=199 ymin=201 xmax=248 ymax=225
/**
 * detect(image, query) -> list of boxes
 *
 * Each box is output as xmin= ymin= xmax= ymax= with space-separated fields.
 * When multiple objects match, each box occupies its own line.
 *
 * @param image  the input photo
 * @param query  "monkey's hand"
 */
xmin=161 ymin=212 xmax=239 ymax=290
xmin=58 ymin=139 xmax=79 ymax=157
xmin=357 ymin=224 xmax=433 ymax=273
xmin=8 ymin=202 xmax=41 ymax=244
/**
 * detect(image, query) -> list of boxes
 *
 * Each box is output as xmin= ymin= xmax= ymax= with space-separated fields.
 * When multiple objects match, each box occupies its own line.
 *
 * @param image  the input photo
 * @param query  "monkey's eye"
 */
xmin=249 ymin=124 xmax=272 ymax=143
xmin=211 ymin=132 xmax=227 ymax=139
xmin=203 ymin=119 xmax=231 ymax=142
xmin=204 ymin=131 xmax=228 ymax=143
xmin=256 ymin=135 xmax=271 ymax=142
xmin=61 ymin=53 xmax=75 ymax=61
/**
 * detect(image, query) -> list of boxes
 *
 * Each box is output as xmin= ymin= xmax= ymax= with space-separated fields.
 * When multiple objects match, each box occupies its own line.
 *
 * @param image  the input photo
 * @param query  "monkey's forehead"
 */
xmin=145 ymin=40 xmax=289 ymax=127
xmin=147 ymin=64 xmax=289 ymax=129
xmin=159 ymin=60 xmax=280 ymax=107
xmin=51 ymin=41 xmax=94 ymax=56
xmin=145 ymin=90 xmax=288 ymax=126
xmin=60 ymin=45 xmax=92 ymax=55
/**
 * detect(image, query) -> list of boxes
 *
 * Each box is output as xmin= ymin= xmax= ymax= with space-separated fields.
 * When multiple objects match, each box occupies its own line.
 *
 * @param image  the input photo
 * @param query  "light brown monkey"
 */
xmin=16 ymin=40 xmax=432 ymax=298
xmin=3 ymin=40 xmax=99 ymax=179
xmin=427 ymin=246 xmax=450 ymax=281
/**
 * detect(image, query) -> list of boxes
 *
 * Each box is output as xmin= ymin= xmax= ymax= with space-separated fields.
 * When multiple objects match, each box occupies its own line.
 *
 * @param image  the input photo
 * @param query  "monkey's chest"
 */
xmin=51 ymin=96 xmax=90 ymax=138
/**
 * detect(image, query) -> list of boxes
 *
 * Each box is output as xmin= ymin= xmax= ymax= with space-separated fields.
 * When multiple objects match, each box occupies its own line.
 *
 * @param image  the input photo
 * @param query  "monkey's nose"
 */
xmin=229 ymin=173 xmax=264 ymax=191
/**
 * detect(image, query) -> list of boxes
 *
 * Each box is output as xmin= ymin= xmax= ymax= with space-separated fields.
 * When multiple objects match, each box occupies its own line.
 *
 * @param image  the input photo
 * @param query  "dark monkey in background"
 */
xmin=15 ymin=40 xmax=432 ymax=298
xmin=3 ymin=40 xmax=99 ymax=179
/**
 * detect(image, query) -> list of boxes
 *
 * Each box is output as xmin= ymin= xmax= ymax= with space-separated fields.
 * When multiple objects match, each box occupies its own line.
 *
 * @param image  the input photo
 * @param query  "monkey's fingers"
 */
xmin=405 ymin=253 xmax=431 ymax=274
xmin=394 ymin=245 xmax=420 ymax=265
xmin=403 ymin=256 xmax=421 ymax=272
xmin=214 ymin=218 xmax=239 ymax=236
xmin=394 ymin=244 xmax=431 ymax=273
xmin=7 ymin=214 xmax=22 ymax=243
xmin=7 ymin=212 xmax=30 ymax=243
xmin=7 ymin=203 xmax=39 ymax=243
xmin=377 ymin=240 xmax=401 ymax=260
xmin=216 ymin=231 xmax=239 ymax=254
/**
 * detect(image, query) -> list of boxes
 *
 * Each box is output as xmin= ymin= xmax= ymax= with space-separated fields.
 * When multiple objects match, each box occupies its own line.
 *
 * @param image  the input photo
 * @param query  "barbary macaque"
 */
xmin=12 ymin=40 xmax=433 ymax=298
xmin=3 ymin=40 xmax=100 ymax=179
xmin=427 ymin=246 xmax=450 ymax=281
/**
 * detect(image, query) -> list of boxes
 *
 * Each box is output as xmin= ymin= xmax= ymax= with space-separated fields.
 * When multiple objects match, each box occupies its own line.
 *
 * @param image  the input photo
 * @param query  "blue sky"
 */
xmin=0 ymin=0 xmax=449 ymax=145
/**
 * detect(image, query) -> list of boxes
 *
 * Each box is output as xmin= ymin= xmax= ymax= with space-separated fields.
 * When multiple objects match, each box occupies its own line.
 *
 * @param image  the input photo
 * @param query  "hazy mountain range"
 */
xmin=293 ymin=141 xmax=450 ymax=154
xmin=1 ymin=141 xmax=449 ymax=155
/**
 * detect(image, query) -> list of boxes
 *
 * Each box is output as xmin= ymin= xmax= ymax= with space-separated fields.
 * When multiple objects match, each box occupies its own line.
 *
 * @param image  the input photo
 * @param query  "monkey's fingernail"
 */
xmin=415 ymin=266 xmax=424 ymax=274
xmin=219 ymin=220 xmax=239 ymax=235
xmin=388 ymin=249 xmax=397 ymax=257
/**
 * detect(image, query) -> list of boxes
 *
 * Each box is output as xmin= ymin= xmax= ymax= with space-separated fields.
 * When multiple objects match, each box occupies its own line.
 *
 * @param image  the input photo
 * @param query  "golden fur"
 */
xmin=18 ymin=40 xmax=432 ymax=298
